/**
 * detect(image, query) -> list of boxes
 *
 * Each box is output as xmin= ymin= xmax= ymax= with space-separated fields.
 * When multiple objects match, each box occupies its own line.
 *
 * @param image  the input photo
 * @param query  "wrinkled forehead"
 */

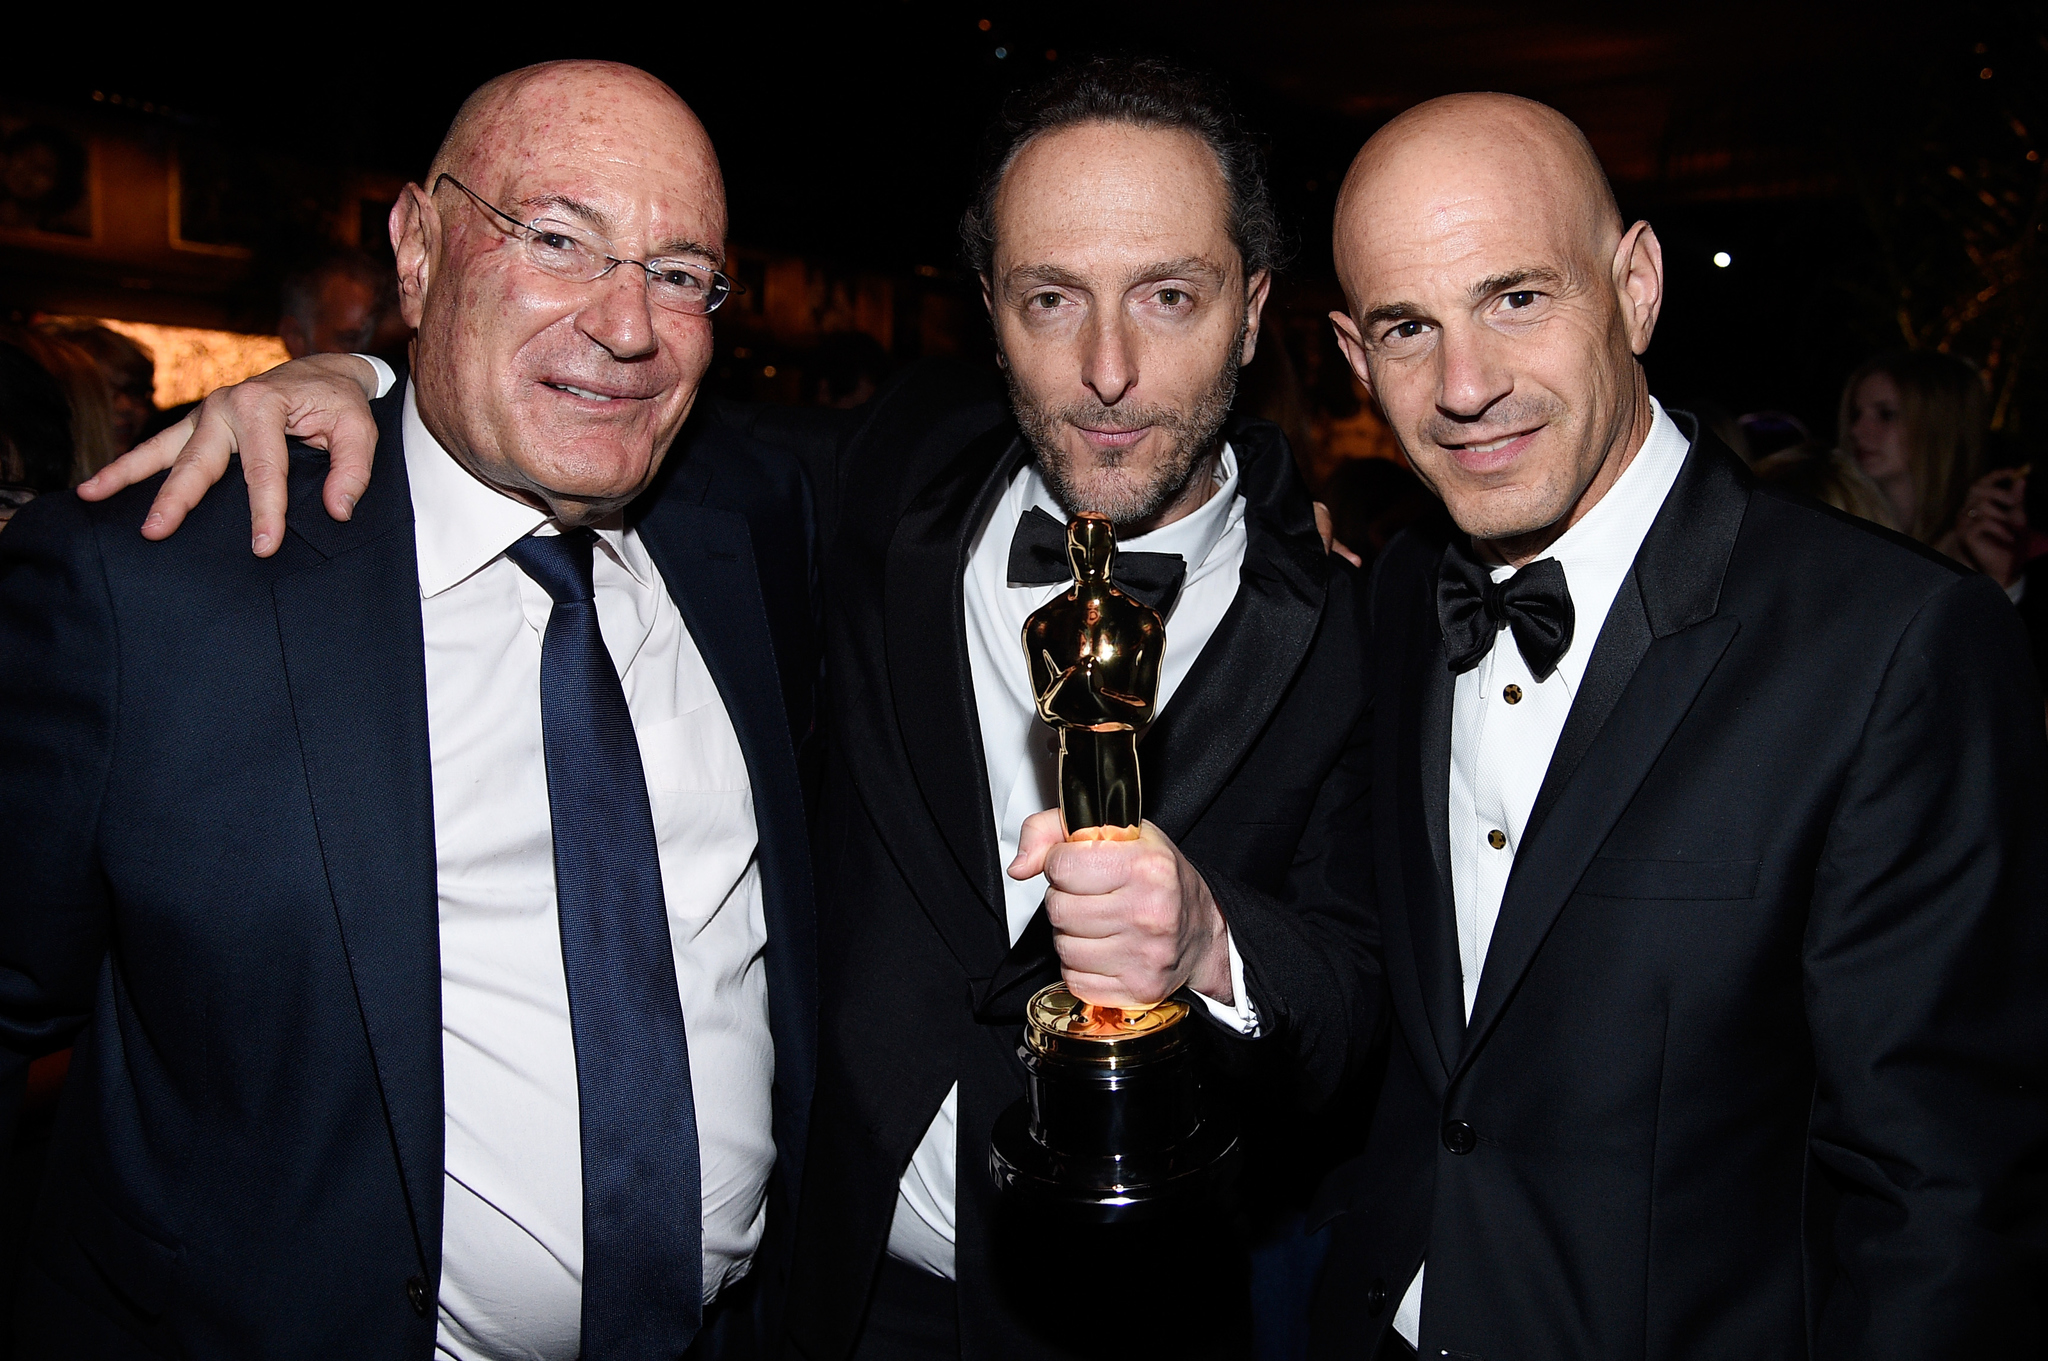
xmin=1342 ymin=148 xmax=1602 ymax=305
xmin=460 ymin=88 xmax=726 ymax=257
xmin=994 ymin=123 xmax=1236 ymax=278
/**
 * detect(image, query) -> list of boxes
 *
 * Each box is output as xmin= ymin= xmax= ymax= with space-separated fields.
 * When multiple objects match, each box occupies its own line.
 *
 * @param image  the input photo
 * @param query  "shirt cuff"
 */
xmin=1193 ymin=930 xmax=1260 ymax=1036
xmin=355 ymin=353 xmax=398 ymax=400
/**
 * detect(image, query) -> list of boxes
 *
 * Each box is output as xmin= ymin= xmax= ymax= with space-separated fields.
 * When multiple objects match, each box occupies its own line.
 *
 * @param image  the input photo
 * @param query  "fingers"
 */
xmin=77 ymin=415 xmax=197 ymax=503
xmin=139 ymin=407 xmax=237 ymax=541
xmin=319 ymin=415 xmax=375 ymax=524
xmin=224 ymin=399 xmax=295 ymax=557
xmin=1008 ymin=809 xmax=1066 ymax=880
xmin=1054 ymin=964 xmax=1148 ymax=1012
xmin=1311 ymin=501 xmax=1365 ymax=567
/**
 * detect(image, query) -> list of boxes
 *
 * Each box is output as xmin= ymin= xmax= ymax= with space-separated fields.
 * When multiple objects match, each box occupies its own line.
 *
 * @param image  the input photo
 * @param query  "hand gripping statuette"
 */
xmin=989 ymin=512 xmax=1238 ymax=1221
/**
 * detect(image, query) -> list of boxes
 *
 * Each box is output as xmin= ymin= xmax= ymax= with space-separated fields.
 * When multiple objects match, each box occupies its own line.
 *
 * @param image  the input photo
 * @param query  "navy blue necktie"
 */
xmin=506 ymin=527 xmax=703 ymax=1359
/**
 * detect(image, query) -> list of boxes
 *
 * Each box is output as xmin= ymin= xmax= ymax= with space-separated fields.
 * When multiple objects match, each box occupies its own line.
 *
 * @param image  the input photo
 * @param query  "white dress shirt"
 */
xmin=886 ymin=446 xmax=1261 ymax=1280
xmin=1392 ymin=399 xmax=1689 ymax=1348
xmin=400 ymin=385 xmax=775 ymax=1361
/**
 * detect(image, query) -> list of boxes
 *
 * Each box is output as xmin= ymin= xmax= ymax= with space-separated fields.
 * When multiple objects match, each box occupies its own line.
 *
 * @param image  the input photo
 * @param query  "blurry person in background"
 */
xmin=1839 ymin=350 xmax=1985 ymax=548
xmin=1752 ymin=441 xmax=1899 ymax=530
xmin=1840 ymin=350 xmax=2036 ymax=598
xmin=278 ymin=248 xmax=396 ymax=361
xmin=0 ymin=325 xmax=117 ymax=483
xmin=808 ymin=330 xmax=889 ymax=408
xmin=0 ymin=338 xmax=75 ymax=529
xmin=41 ymin=321 xmax=155 ymax=451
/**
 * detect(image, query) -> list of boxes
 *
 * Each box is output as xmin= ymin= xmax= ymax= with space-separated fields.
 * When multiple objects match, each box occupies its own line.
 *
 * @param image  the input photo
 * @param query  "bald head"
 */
xmin=425 ymin=61 xmax=724 ymax=256
xmin=392 ymin=60 xmax=728 ymax=527
xmin=1334 ymin=94 xmax=1619 ymax=313
xmin=1324 ymin=93 xmax=1663 ymax=561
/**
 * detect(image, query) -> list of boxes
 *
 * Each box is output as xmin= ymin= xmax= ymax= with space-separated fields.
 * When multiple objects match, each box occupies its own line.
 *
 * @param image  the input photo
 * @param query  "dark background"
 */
xmin=5 ymin=0 xmax=2044 ymax=447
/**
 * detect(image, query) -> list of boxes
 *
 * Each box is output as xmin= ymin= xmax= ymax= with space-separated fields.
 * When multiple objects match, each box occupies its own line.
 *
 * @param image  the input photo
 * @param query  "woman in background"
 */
xmin=1839 ymin=348 xmax=2029 ymax=594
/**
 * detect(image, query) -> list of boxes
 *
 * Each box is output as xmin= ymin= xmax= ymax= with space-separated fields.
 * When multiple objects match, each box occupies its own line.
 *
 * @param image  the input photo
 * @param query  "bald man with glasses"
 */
xmin=0 ymin=62 xmax=817 ymax=1361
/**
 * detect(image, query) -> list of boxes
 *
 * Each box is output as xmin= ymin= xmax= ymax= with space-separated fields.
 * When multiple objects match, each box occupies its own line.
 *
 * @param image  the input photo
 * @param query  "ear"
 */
xmin=391 ymin=183 xmax=438 ymax=331
xmin=1238 ymin=269 xmax=1274 ymax=366
xmin=1327 ymin=310 xmax=1376 ymax=404
xmin=1613 ymin=220 xmax=1663 ymax=356
xmin=980 ymin=273 xmax=1009 ymax=370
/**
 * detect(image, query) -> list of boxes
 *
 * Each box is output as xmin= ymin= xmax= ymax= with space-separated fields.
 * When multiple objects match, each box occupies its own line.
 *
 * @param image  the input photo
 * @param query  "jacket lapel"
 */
xmin=1142 ymin=419 xmax=1329 ymax=839
xmin=1403 ymin=594 xmax=1466 ymax=1082
xmin=1457 ymin=429 xmax=1753 ymax=1071
xmin=883 ymin=424 xmax=1028 ymax=926
xmin=270 ymin=394 xmax=442 ymax=1279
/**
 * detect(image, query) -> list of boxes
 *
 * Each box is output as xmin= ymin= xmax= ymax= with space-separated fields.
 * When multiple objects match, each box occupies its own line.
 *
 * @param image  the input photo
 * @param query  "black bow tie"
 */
xmin=1006 ymin=505 xmax=1187 ymax=615
xmin=1436 ymin=539 xmax=1575 ymax=681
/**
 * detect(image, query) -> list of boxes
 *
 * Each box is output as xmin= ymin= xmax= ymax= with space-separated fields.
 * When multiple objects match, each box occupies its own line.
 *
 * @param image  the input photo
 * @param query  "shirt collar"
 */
xmin=402 ymin=381 xmax=653 ymax=599
xmin=1020 ymin=441 xmax=1242 ymax=574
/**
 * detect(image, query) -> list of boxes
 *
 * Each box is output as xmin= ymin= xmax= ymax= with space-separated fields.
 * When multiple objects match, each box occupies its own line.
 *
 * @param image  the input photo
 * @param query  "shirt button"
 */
xmin=1487 ymin=829 xmax=1506 ymax=850
xmin=1502 ymin=683 xmax=1522 ymax=704
xmin=1442 ymin=1120 xmax=1478 ymax=1154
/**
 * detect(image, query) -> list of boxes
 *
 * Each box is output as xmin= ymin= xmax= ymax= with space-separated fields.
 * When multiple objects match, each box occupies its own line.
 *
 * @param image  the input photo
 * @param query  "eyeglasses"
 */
xmin=433 ymin=174 xmax=741 ymax=317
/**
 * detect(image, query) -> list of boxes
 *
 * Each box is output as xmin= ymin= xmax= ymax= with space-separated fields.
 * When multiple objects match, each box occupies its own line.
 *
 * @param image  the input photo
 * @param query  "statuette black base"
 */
xmin=989 ymin=984 xmax=1239 ymax=1224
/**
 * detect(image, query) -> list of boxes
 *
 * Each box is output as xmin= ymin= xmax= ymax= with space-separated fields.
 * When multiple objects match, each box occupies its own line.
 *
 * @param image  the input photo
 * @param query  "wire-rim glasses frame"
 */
xmin=432 ymin=173 xmax=742 ymax=317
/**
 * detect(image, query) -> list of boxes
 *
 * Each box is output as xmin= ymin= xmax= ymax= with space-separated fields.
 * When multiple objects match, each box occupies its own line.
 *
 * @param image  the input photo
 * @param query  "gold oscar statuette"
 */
xmin=988 ymin=512 xmax=1238 ymax=1220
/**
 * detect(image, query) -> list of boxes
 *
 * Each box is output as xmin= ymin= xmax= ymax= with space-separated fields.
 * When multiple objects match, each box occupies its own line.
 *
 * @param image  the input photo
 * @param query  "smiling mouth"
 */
xmin=1452 ymin=431 xmax=1532 ymax=454
xmin=545 ymin=381 xmax=632 ymax=403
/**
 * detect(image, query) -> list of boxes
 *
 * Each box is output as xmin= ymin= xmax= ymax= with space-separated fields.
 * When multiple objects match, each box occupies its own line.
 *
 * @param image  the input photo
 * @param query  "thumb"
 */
xmin=1009 ymin=809 xmax=1065 ymax=879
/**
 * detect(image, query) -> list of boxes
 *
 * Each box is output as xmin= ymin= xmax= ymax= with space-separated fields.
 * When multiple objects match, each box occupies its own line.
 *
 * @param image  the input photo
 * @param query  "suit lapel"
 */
xmin=883 ymin=424 xmax=1027 ymax=925
xmin=1457 ymin=430 xmax=1753 ymax=1071
xmin=1406 ymin=606 xmax=1467 ymax=1080
xmin=271 ymin=396 xmax=442 ymax=1279
xmin=1142 ymin=419 xmax=1329 ymax=839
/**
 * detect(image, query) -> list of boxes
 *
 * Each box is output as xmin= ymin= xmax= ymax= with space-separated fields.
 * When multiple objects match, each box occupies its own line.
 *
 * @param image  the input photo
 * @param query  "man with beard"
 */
xmin=82 ymin=57 xmax=1383 ymax=1361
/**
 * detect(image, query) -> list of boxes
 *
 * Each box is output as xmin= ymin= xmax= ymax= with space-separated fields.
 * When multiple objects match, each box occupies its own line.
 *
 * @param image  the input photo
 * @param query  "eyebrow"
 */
xmin=1005 ymin=255 xmax=1230 ymax=291
xmin=520 ymin=192 xmax=724 ymax=267
xmin=1358 ymin=266 xmax=1569 ymax=333
xmin=1467 ymin=267 xmax=1566 ymax=301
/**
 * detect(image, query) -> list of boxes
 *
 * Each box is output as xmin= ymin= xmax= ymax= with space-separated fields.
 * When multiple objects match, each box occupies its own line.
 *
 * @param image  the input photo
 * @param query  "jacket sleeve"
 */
xmin=1805 ymin=571 xmax=2048 ymax=1355
xmin=0 ymin=495 xmax=120 ymax=1144
xmin=1198 ymin=584 xmax=1384 ymax=1110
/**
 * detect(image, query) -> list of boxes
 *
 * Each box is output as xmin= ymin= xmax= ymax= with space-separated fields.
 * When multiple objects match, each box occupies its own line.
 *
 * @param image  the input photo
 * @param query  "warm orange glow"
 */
xmin=1066 ymin=824 xmax=1141 ymax=843
xmin=85 ymin=319 xmax=290 ymax=409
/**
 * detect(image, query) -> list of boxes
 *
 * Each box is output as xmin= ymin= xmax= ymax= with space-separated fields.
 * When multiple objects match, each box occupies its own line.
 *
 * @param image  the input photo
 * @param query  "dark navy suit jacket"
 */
xmin=0 ymin=388 xmax=819 ymax=1358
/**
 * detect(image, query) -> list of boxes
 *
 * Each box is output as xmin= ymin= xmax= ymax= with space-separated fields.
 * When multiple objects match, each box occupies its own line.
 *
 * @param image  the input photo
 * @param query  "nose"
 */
xmin=577 ymin=262 xmax=660 ymax=362
xmin=1080 ymin=307 xmax=1139 ymax=407
xmin=1435 ymin=319 xmax=1513 ymax=423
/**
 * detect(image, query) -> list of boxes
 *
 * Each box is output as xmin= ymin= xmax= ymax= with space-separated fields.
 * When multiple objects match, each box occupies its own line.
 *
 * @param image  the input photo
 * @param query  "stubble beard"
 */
xmin=1009 ymin=325 xmax=1245 ymax=533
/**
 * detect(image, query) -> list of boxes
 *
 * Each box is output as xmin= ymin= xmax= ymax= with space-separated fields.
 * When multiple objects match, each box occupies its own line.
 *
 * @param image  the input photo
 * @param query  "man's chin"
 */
xmin=1441 ymin=486 xmax=1572 ymax=546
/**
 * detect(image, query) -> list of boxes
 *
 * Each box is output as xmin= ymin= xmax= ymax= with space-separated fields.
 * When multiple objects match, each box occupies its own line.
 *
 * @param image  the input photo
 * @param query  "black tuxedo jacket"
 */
xmin=1304 ymin=421 xmax=2048 ymax=1359
xmin=0 ymin=390 xmax=820 ymax=1358
xmin=781 ymin=363 xmax=1384 ymax=1361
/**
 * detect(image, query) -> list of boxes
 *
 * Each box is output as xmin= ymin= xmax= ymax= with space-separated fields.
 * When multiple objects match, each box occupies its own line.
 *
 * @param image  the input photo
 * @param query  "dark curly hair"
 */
xmin=959 ymin=54 xmax=1286 ymax=283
